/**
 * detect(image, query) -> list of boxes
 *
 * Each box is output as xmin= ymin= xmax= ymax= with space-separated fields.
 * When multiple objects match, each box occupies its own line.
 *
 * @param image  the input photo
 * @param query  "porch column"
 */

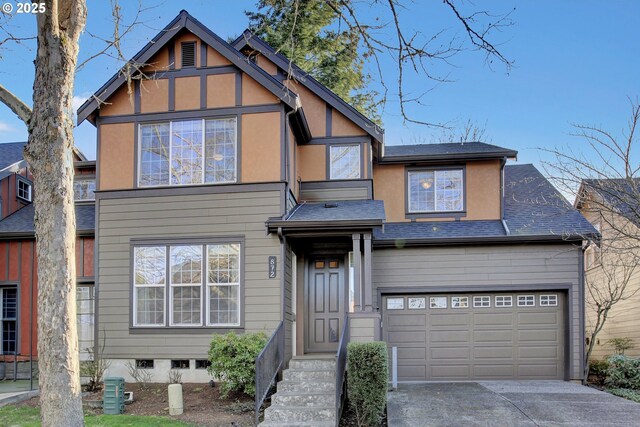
xmin=363 ymin=233 xmax=373 ymax=311
xmin=352 ymin=233 xmax=362 ymax=311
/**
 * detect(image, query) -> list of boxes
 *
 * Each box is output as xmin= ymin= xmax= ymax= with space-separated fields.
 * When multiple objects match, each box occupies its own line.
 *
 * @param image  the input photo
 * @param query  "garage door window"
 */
xmin=387 ymin=298 xmax=404 ymax=310
xmin=495 ymin=296 xmax=512 ymax=307
xmin=451 ymin=296 xmax=468 ymax=308
xmin=540 ymin=295 xmax=558 ymax=306
xmin=473 ymin=296 xmax=490 ymax=307
xmin=517 ymin=295 xmax=535 ymax=307
xmin=408 ymin=297 xmax=426 ymax=309
xmin=430 ymin=297 xmax=447 ymax=309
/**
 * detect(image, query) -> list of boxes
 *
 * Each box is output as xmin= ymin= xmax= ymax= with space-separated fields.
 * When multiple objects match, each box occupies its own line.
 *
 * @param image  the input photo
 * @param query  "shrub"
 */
xmin=347 ymin=341 xmax=388 ymax=427
xmin=608 ymin=387 xmax=640 ymax=403
xmin=588 ymin=359 xmax=610 ymax=385
xmin=608 ymin=337 xmax=635 ymax=355
xmin=207 ymin=332 xmax=267 ymax=398
xmin=606 ymin=355 xmax=640 ymax=390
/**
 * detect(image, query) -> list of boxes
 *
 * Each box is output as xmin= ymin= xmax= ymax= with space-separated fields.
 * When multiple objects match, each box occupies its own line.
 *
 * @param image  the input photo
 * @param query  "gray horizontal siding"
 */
xmin=298 ymin=181 xmax=371 ymax=202
xmin=97 ymin=189 xmax=283 ymax=359
xmin=373 ymin=243 xmax=583 ymax=380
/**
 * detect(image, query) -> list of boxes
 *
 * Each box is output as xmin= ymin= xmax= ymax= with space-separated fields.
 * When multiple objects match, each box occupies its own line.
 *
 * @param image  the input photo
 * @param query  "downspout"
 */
xmin=284 ymin=110 xmax=295 ymax=214
xmin=499 ymin=156 xmax=510 ymax=235
xmin=277 ymin=227 xmax=286 ymax=323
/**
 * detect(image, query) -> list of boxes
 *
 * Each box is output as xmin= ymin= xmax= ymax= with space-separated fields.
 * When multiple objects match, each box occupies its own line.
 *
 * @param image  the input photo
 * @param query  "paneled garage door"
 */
xmin=383 ymin=292 xmax=565 ymax=381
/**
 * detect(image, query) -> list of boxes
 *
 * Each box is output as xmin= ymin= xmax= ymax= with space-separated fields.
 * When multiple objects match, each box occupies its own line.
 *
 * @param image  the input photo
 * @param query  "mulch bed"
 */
xmin=19 ymin=383 xmax=255 ymax=427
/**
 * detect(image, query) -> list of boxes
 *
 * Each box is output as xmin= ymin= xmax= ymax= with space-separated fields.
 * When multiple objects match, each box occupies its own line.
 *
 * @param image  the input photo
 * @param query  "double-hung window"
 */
xmin=133 ymin=242 xmax=241 ymax=328
xmin=408 ymin=169 xmax=463 ymax=213
xmin=139 ymin=118 xmax=237 ymax=187
xmin=329 ymin=145 xmax=360 ymax=179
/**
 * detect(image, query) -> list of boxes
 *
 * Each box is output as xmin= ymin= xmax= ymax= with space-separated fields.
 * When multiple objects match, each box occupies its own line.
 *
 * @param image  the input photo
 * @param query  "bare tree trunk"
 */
xmin=21 ymin=2 xmax=87 ymax=426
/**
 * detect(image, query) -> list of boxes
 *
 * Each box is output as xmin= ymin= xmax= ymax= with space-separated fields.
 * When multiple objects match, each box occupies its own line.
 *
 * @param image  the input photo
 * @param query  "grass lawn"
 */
xmin=0 ymin=405 xmax=195 ymax=427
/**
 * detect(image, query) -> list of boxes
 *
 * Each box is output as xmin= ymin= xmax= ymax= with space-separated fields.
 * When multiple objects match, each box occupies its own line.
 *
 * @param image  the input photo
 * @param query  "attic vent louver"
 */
xmin=181 ymin=41 xmax=196 ymax=67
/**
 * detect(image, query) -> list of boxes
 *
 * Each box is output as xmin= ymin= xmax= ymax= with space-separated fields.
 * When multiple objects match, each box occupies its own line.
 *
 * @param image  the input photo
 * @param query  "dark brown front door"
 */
xmin=306 ymin=259 xmax=344 ymax=353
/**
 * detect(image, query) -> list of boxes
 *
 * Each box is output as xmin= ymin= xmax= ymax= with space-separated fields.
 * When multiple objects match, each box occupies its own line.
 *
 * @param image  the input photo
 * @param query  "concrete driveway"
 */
xmin=387 ymin=381 xmax=640 ymax=426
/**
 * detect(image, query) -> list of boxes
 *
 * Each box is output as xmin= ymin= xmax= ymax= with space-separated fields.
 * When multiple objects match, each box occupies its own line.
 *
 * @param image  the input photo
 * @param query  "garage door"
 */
xmin=383 ymin=292 xmax=565 ymax=381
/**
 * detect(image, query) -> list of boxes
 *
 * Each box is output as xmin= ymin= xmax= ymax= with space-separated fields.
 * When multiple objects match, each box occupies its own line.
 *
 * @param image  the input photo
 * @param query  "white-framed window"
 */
xmin=430 ymin=296 xmax=447 ymax=309
xmin=133 ymin=242 xmax=241 ymax=327
xmin=386 ymin=297 xmax=404 ymax=310
xmin=329 ymin=145 xmax=360 ymax=179
xmin=408 ymin=297 xmax=426 ymax=309
xmin=517 ymin=295 xmax=535 ymax=307
xmin=17 ymin=178 xmax=32 ymax=202
xmin=540 ymin=294 xmax=558 ymax=307
xmin=138 ymin=117 xmax=237 ymax=187
xmin=408 ymin=169 xmax=463 ymax=213
xmin=495 ymin=295 xmax=513 ymax=307
xmin=473 ymin=296 xmax=491 ymax=308
xmin=451 ymin=296 xmax=469 ymax=308
xmin=74 ymin=178 xmax=96 ymax=201
xmin=77 ymin=285 xmax=95 ymax=359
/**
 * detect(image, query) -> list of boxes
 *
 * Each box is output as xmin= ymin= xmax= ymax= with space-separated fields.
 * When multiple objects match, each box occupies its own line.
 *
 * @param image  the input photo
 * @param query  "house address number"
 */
xmin=268 ymin=256 xmax=277 ymax=279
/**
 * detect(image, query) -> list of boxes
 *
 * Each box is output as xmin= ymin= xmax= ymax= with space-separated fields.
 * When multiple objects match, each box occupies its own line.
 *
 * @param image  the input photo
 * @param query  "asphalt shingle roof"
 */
xmin=0 ymin=204 xmax=95 ymax=235
xmin=286 ymin=200 xmax=385 ymax=222
xmin=582 ymin=178 xmax=640 ymax=227
xmin=383 ymin=142 xmax=517 ymax=160
xmin=0 ymin=141 xmax=26 ymax=170
xmin=375 ymin=163 xmax=597 ymax=243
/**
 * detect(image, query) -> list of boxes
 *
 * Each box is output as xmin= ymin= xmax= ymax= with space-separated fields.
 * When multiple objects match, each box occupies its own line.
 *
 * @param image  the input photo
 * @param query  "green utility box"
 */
xmin=103 ymin=377 xmax=125 ymax=415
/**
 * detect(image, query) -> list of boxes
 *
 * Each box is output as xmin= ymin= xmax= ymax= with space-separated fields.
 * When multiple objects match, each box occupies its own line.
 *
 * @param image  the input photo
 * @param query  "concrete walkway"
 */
xmin=387 ymin=381 xmax=640 ymax=426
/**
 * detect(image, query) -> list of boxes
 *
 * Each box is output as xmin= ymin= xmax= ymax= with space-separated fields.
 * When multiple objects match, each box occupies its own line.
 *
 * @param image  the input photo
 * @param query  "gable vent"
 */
xmin=181 ymin=41 xmax=196 ymax=67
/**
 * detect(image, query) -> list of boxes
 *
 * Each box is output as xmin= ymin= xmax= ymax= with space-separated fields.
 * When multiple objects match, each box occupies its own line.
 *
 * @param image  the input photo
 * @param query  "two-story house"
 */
xmin=576 ymin=178 xmax=640 ymax=359
xmin=0 ymin=141 xmax=96 ymax=379
xmin=75 ymin=10 xmax=596 ymax=390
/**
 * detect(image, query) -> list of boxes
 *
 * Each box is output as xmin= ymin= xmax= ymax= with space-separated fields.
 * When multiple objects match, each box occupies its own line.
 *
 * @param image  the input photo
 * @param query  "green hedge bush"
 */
xmin=347 ymin=341 xmax=388 ymax=427
xmin=588 ymin=358 xmax=610 ymax=385
xmin=207 ymin=332 xmax=267 ymax=398
xmin=606 ymin=355 xmax=640 ymax=390
xmin=608 ymin=387 xmax=640 ymax=403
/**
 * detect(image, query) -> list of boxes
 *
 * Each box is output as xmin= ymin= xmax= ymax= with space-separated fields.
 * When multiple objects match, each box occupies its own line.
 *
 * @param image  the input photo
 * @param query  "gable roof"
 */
xmin=232 ymin=30 xmax=384 ymax=142
xmin=0 ymin=203 xmax=95 ymax=238
xmin=381 ymin=142 xmax=518 ymax=163
xmin=77 ymin=10 xmax=301 ymax=125
xmin=577 ymin=178 xmax=640 ymax=227
xmin=0 ymin=141 xmax=26 ymax=171
xmin=375 ymin=163 xmax=597 ymax=246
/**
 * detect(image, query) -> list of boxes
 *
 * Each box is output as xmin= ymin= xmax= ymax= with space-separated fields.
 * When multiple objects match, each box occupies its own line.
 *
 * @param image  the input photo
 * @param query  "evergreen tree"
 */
xmin=246 ymin=0 xmax=380 ymax=123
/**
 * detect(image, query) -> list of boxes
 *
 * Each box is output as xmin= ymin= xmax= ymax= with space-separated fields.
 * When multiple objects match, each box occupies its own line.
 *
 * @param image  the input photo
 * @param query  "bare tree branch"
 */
xmin=0 ymin=83 xmax=32 ymax=123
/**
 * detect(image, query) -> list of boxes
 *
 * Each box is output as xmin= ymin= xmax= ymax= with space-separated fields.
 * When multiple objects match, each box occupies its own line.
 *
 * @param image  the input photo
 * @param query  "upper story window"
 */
xmin=132 ymin=242 xmax=241 ymax=328
xmin=74 ymin=178 xmax=96 ymax=201
xmin=329 ymin=145 xmax=360 ymax=180
xmin=408 ymin=169 xmax=463 ymax=213
xmin=138 ymin=118 xmax=237 ymax=187
xmin=16 ymin=178 xmax=32 ymax=202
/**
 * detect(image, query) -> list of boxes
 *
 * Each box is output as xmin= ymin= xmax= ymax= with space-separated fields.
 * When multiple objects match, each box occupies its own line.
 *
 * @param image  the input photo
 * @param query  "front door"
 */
xmin=306 ymin=258 xmax=344 ymax=353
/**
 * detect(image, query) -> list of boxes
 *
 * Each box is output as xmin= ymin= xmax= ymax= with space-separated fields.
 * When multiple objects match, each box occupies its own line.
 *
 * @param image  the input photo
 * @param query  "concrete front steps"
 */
xmin=259 ymin=355 xmax=337 ymax=427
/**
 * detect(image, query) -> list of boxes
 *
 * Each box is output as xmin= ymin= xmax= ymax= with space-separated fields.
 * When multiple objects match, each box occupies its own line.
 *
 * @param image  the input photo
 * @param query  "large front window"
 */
xmin=139 ymin=118 xmax=237 ymax=187
xmin=408 ymin=169 xmax=463 ymax=213
xmin=133 ymin=242 xmax=241 ymax=327
xmin=330 ymin=145 xmax=360 ymax=179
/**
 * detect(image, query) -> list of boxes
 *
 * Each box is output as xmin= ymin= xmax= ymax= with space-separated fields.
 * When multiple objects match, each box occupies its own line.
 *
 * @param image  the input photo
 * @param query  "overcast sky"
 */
xmin=0 ymin=0 xmax=638 ymax=171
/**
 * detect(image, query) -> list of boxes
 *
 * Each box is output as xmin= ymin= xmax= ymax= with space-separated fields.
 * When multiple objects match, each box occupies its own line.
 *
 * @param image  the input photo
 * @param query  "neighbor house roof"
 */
xmin=0 ymin=141 xmax=26 ymax=171
xmin=232 ymin=30 xmax=384 ymax=142
xmin=375 ymin=164 xmax=597 ymax=245
xmin=577 ymin=178 xmax=640 ymax=228
xmin=77 ymin=10 xmax=301 ymax=125
xmin=0 ymin=204 xmax=95 ymax=238
xmin=267 ymin=200 xmax=385 ymax=231
xmin=381 ymin=142 xmax=518 ymax=163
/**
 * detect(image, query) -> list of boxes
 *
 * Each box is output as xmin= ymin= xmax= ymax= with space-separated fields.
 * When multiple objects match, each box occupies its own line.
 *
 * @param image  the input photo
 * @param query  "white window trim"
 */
xmin=495 ymin=295 xmax=513 ymax=307
xmin=517 ymin=295 xmax=535 ymax=307
xmin=132 ymin=247 xmax=167 ymax=327
xmin=451 ymin=296 xmax=469 ymax=309
xmin=329 ymin=144 xmax=361 ymax=180
xmin=473 ymin=296 xmax=491 ymax=308
xmin=16 ymin=177 xmax=32 ymax=202
xmin=205 ymin=244 xmax=241 ymax=327
xmin=137 ymin=117 xmax=238 ymax=188
xmin=169 ymin=246 xmax=204 ymax=327
xmin=407 ymin=169 xmax=464 ymax=213
xmin=540 ymin=294 xmax=558 ymax=307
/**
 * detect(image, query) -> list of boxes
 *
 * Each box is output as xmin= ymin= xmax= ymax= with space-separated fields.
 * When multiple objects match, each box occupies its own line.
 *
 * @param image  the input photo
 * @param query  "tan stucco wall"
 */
xmin=207 ymin=73 xmax=236 ymax=108
xmin=332 ymin=110 xmax=367 ymax=136
xmin=140 ymin=78 xmax=168 ymax=113
xmin=174 ymin=76 xmax=200 ymax=111
xmin=100 ymin=86 xmax=134 ymax=116
xmin=207 ymin=45 xmax=232 ymax=67
xmin=242 ymin=74 xmax=279 ymax=105
xmin=297 ymin=145 xmax=326 ymax=181
xmin=241 ymin=112 xmax=281 ymax=182
xmin=286 ymin=80 xmax=325 ymax=137
xmin=257 ymin=54 xmax=278 ymax=75
xmin=373 ymin=163 xmax=406 ymax=222
xmin=99 ymin=123 xmax=135 ymax=190
xmin=465 ymin=160 xmax=501 ymax=220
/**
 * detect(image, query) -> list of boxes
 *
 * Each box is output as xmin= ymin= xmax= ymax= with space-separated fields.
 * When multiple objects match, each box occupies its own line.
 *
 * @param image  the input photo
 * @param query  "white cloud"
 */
xmin=72 ymin=94 xmax=90 ymax=113
xmin=0 ymin=121 xmax=15 ymax=133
